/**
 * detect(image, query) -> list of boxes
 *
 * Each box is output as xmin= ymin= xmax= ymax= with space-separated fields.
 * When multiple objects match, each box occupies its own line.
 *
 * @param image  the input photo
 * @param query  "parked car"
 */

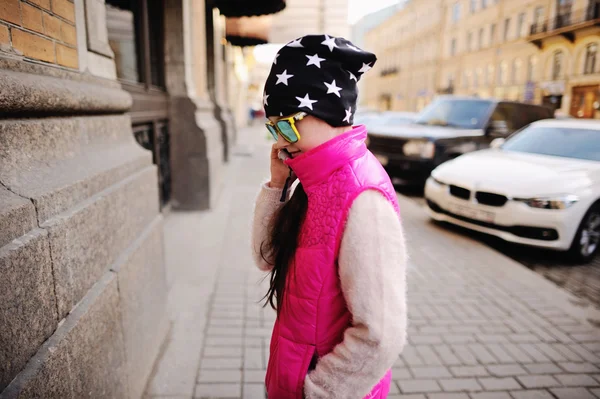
xmin=366 ymin=96 xmax=554 ymax=185
xmin=424 ymin=119 xmax=600 ymax=262
xmin=356 ymin=111 xmax=417 ymax=128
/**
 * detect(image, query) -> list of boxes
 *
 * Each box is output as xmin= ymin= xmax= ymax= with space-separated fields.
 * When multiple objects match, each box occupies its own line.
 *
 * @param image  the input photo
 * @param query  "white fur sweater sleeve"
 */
xmin=251 ymin=181 xmax=288 ymax=271
xmin=304 ymin=190 xmax=408 ymax=399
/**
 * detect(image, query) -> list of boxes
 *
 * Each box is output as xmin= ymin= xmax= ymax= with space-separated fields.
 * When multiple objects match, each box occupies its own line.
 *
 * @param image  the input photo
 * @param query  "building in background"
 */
xmin=269 ymin=0 xmax=350 ymax=43
xmin=364 ymin=0 xmax=446 ymax=111
xmin=364 ymin=0 xmax=600 ymax=118
xmin=0 ymin=0 xmax=281 ymax=397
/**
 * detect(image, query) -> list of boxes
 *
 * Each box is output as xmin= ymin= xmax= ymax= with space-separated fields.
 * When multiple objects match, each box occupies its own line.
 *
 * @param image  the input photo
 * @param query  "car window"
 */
xmin=415 ymin=98 xmax=493 ymax=129
xmin=502 ymin=125 xmax=600 ymax=161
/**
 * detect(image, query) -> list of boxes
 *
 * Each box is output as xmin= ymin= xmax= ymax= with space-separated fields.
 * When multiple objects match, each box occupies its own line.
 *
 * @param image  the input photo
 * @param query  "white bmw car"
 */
xmin=425 ymin=119 xmax=600 ymax=262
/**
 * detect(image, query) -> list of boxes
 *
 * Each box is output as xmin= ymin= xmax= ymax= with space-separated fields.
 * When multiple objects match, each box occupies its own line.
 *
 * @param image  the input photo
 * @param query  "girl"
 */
xmin=251 ymin=34 xmax=408 ymax=399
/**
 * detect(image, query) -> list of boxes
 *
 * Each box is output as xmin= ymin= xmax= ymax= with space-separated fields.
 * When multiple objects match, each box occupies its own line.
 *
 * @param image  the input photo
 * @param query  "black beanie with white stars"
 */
xmin=262 ymin=34 xmax=377 ymax=127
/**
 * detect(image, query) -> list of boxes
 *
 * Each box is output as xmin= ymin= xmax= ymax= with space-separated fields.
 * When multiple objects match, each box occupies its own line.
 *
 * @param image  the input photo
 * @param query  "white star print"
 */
xmin=275 ymin=69 xmax=294 ymax=86
xmin=324 ymin=79 xmax=342 ymax=98
xmin=321 ymin=35 xmax=338 ymax=52
xmin=287 ymin=38 xmax=304 ymax=48
xmin=306 ymin=53 xmax=326 ymax=68
xmin=358 ymin=62 xmax=373 ymax=74
xmin=273 ymin=53 xmax=279 ymax=64
xmin=296 ymin=93 xmax=318 ymax=110
xmin=263 ymin=93 xmax=269 ymax=106
xmin=348 ymin=70 xmax=358 ymax=81
xmin=347 ymin=44 xmax=361 ymax=52
xmin=343 ymin=107 xmax=352 ymax=123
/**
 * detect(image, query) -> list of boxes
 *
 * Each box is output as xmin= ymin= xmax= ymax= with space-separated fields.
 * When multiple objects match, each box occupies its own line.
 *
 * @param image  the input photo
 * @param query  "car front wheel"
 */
xmin=569 ymin=203 xmax=600 ymax=263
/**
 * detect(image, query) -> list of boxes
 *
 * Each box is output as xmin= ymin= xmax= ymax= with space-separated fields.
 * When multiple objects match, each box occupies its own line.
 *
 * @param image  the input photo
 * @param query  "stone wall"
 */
xmin=0 ymin=17 xmax=168 ymax=399
xmin=0 ymin=0 xmax=78 ymax=69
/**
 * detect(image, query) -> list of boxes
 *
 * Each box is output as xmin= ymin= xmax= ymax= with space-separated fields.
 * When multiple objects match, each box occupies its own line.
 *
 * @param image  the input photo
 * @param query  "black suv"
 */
xmin=366 ymin=96 xmax=554 ymax=185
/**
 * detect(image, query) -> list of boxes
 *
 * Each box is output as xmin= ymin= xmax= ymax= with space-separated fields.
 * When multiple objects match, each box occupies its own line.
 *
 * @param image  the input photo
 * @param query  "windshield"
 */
xmin=502 ymin=125 xmax=600 ymax=161
xmin=415 ymin=98 xmax=493 ymax=129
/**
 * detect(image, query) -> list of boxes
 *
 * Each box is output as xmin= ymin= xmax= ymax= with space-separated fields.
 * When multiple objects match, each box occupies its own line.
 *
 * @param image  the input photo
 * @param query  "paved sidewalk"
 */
xmin=145 ymin=127 xmax=600 ymax=399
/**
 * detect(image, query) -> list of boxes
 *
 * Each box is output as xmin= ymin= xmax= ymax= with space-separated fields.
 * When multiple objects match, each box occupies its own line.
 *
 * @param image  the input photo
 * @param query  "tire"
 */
xmin=568 ymin=202 xmax=600 ymax=263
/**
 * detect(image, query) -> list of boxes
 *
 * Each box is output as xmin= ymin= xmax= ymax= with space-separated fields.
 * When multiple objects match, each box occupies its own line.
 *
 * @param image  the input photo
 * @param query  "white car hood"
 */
xmin=433 ymin=149 xmax=600 ymax=197
xmin=369 ymin=123 xmax=481 ymax=139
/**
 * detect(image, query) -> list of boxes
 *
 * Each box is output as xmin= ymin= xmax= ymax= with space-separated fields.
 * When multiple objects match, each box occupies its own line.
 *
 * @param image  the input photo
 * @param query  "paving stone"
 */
xmin=451 ymin=366 xmax=490 ymax=377
xmin=434 ymin=345 xmax=462 ymax=366
xmin=428 ymin=393 xmax=469 ymax=399
xmin=243 ymin=370 xmax=265 ymax=383
xmin=410 ymin=335 xmax=444 ymax=344
xmin=470 ymin=393 xmax=512 ymax=399
xmin=589 ymin=388 xmax=600 ymax=398
xmin=516 ymin=375 xmax=561 ymax=389
xmin=387 ymin=395 xmax=425 ymax=399
xmin=523 ymin=363 xmax=563 ymax=375
xmin=392 ymin=367 xmax=412 ymax=379
xmin=397 ymin=379 xmax=442 ymax=394
xmin=487 ymin=364 xmax=528 ymax=377
xmin=478 ymin=377 xmax=521 ymax=391
xmin=198 ymin=370 xmax=242 ymax=383
xmin=553 ymin=373 xmax=600 ymax=387
xmin=550 ymin=388 xmax=597 ymax=399
xmin=200 ymin=357 xmax=243 ymax=370
xmin=242 ymin=383 xmax=265 ymax=399
xmin=509 ymin=389 xmax=555 ymax=399
xmin=203 ymin=346 xmax=243 ymax=358
xmin=470 ymin=344 xmax=499 ymax=364
xmin=195 ymin=383 xmax=241 ymax=398
xmin=388 ymin=381 xmax=400 ymax=394
xmin=410 ymin=366 xmax=452 ymax=378
xmin=414 ymin=345 xmax=443 ymax=365
xmin=558 ymin=362 xmax=600 ymax=373
xmin=485 ymin=344 xmax=515 ymax=364
xmin=438 ymin=378 xmax=482 ymax=392
xmin=243 ymin=347 xmax=263 ymax=369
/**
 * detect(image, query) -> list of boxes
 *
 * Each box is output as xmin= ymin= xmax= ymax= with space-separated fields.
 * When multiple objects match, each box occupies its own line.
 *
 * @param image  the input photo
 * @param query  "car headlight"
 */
xmin=403 ymin=140 xmax=435 ymax=159
xmin=513 ymin=195 xmax=579 ymax=210
xmin=430 ymin=175 xmax=447 ymax=186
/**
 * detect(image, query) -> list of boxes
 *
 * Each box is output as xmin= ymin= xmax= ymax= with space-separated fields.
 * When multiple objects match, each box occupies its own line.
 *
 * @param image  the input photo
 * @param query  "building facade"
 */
xmin=364 ymin=0 xmax=600 ymax=118
xmin=0 ymin=0 xmax=270 ymax=397
xmin=363 ymin=0 xmax=446 ymax=112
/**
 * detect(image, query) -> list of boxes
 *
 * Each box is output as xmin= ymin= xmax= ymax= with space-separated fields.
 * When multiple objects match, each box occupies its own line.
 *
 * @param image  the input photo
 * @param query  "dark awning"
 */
xmin=214 ymin=0 xmax=286 ymax=17
xmin=226 ymin=36 xmax=268 ymax=47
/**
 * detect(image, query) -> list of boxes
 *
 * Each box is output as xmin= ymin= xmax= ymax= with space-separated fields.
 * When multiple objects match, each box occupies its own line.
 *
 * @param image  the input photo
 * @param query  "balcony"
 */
xmin=380 ymin=67 xmax=399 ymax=77
xmin=528 ymin=6 xmax=600 ymax=48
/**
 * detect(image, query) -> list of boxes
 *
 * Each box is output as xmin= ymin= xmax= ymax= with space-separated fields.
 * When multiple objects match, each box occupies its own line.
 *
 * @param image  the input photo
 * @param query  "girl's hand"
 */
xmin=270 ymin=144 xmax=290 ymax=189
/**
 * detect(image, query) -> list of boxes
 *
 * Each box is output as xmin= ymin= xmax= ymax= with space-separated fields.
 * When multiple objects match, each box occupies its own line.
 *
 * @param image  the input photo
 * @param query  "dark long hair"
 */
xmin=260 ymin=183 xmax=308 ymax=312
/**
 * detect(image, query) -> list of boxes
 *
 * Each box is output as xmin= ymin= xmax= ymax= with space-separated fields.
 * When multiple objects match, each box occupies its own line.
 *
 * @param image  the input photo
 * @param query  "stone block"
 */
xmin=56 ymin=44 xmax=78 ymax=69
xmin=0 ymin=116 xmax=150 ymax=223
xmin=46 ymin=166 xmax=159 ymax=318
xmin=113 ymin=217 xmax=169 ymax=399
xmin=2 ymin=272 xmax=129 ymax=398
xmin=0 ymin=187 xmax=36 ymax=248
xmin=0 ymin=228 xmax=57 ymax=391
xmin=11 ymin=29 xmax=55 ymax=64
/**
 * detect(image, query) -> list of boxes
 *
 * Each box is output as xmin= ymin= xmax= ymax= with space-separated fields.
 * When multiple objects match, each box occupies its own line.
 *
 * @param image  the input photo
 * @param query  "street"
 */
xmin=145 ymin=127 xmax=600 ymax=399
xmin=399 ymin=186 xmax=600 ymax=315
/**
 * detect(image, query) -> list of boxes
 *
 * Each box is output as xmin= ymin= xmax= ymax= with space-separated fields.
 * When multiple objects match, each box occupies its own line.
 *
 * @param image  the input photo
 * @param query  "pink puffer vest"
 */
xmin=265 ymin=125 xmax=400 ymax=398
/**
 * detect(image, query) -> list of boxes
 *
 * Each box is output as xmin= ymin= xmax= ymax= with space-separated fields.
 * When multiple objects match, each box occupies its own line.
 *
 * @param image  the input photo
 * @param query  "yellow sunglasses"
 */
xmin=265 ymin=112 xmax=307 ymax=143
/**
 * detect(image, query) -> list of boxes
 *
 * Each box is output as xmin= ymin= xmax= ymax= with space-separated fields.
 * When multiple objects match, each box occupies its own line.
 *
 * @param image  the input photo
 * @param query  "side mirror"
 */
xmin=490 ymin=138 xmax=505 ymax=149
xmin=487 ymin=120 xmax=509 ymax=137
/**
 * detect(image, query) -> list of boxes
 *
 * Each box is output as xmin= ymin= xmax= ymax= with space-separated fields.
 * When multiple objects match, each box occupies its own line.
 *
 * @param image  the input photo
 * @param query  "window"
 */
xmin=463 ymin=71 xmax=470 ymax=88
xmin=452 ymin=3 xmax=461 ymax=22
xmin=481 ymin=0 xmax=488 ymax=9
xmin=534 ymin=6 xmax=544 ymax=23
xmin=503 ymin=18 xmax=511 ymax=41
xmin=467 ymin=32 xmax=473 ymax=51
xmin=470 ymin=0 xmax=477 ymax=12
xmin=517 ymin=13 xmax=526 ymax=37
xmin=584 ymin=43 xmax=598 ymax=74
xmin=478 ymin=28 xmax=484 ymax=49
xmin=106 ymin=0 xmax=171 ymax=208
xmin=552 ymin=50 xmax=564 ymax=80
xmin=474 ymin=68 xmax=481 ymax=87
xmin=527 ymin=55 xmax=537 ymax=81
xmin=486 ymin=64 xmax=494 ymax=85
xmin=511 ymin=59 xmax=522 ymax=84
xmin=450 ymin=38 xmax=457 ymax=56
xmin=498 ymin=61 xmax=508 ymax=85
xmin=490 ymin=23 xmax=496 ymax=45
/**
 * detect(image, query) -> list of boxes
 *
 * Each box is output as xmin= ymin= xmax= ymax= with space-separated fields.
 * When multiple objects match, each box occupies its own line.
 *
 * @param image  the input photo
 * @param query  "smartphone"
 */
xmin=278 ymin=149 xmax=291 ymax=161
